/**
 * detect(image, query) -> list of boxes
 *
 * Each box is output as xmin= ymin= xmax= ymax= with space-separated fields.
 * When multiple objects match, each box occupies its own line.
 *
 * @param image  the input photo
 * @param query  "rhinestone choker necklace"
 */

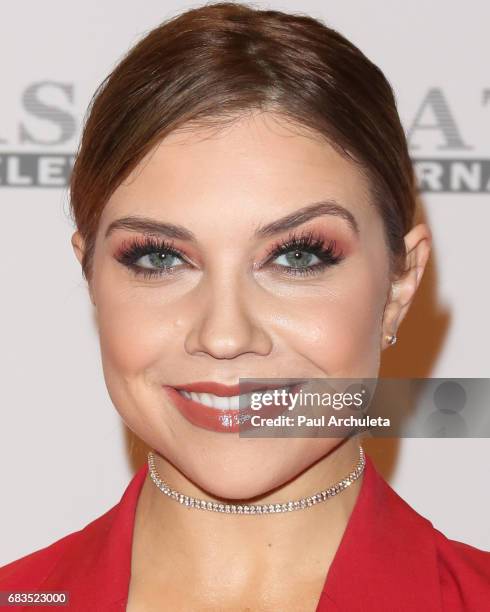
xmin=147 ymin=444 xmax=365 ymax=515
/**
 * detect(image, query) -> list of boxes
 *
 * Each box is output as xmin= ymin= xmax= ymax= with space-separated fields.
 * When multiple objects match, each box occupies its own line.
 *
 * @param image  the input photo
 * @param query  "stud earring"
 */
xmin=386 ymin=333 xmax=397 ymax=346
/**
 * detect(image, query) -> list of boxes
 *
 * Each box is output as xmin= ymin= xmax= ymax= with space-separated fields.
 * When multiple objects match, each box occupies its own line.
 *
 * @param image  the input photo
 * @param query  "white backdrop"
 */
xmin=1 ymin=0 xmax=489 ymax=565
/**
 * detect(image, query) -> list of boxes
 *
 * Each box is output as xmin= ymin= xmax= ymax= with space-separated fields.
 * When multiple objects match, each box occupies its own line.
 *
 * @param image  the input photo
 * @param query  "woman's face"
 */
xmin=74 ymin=112 xmax=395 ymax=499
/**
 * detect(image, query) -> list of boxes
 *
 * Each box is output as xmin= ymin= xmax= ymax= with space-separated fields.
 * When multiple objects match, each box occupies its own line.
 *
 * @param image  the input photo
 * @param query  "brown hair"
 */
xmin=69 ymin=1 xmax=415 ymax=281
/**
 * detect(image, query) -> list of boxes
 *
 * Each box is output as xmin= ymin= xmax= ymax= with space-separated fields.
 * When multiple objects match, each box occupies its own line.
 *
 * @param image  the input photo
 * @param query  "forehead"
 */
xmin=101 ymin=112 xmax=375 ymax=231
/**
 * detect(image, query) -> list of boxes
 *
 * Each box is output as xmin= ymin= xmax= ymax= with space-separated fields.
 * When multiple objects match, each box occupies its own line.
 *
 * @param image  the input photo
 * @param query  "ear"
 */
xmin=381 ymin=223 xmax=432 ymax=349
xmin=71 ymin=230 xmax=96 ymax=306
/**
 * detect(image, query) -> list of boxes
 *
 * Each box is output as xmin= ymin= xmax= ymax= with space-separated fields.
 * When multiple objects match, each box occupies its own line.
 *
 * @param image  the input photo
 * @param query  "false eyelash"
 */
xmin=263 ymin=229 xmax=345 ymax=276
xmin=114 ymin=229 xmax=345 ymax=280
xmin=114 ymin=234 xmax=188 ymax=279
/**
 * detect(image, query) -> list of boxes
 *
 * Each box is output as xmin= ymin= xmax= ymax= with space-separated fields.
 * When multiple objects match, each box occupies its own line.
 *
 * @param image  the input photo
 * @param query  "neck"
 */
xmin=130 ymin=436 xmax=365 ymax=596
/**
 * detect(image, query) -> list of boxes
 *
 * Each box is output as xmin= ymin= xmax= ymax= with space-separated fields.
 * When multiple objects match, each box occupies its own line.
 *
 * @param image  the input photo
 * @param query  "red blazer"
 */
xmin=1 ymin=453 xmax=489 ymax=611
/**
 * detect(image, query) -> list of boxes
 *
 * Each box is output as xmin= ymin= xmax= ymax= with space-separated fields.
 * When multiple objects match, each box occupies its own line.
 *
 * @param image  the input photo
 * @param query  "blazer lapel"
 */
xmin=37 ymin=463 xmax=148 ymax=611
xmin=316 ymin=453 xmax=443 ymax=611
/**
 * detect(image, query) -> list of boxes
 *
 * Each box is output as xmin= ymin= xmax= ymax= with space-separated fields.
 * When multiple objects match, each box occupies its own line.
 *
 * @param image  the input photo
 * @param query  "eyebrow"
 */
xmin=104 ymin=200 xmax=360 ymax=241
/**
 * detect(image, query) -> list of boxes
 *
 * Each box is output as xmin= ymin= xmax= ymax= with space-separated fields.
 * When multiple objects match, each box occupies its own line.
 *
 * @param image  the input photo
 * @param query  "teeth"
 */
xmin=178 ymin=386 xmax=294 ymax=410
xmin=179 ymin=391 xmax=250 ymax=410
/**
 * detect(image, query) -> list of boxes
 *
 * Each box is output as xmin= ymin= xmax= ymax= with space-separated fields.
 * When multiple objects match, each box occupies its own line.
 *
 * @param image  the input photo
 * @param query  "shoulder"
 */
xmin=0 ymin=466 xmax=146 ymax=609
xmin=431 ymin=527 xmax=490 ymax=607
xmin=0 ymin=505 xmax=117 ymax=590
xmin=351 ymin=454 xmax=490 ymax=611
xmin=388 ymin=473 xmax=490 ymax=603
xmin=0 ymin=464 xmax=147 ymax=609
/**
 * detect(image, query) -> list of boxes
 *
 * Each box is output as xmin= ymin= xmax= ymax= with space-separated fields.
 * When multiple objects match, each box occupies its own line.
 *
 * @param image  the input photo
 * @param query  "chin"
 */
xmin=189 ymin=471 xmax=284 ymax=503
xmin=177 ymin=448 xmax=307 ymax=503
xmin=148 ymin=429 xmax=329 ymax=503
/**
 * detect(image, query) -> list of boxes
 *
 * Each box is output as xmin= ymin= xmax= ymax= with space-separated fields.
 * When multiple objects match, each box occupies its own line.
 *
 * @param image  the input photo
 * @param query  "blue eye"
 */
xmin=114 ymin=230 xmax=345 ymax=280
xmin=135 ymin=251 xmax=185 ymax=271
xmin=265 ymin=231 xmax=344 ymax=277
xmin=114 ymin=236 xmax=188 ymax=279
xmin=272 ymin=250 xmax=321 ymax=270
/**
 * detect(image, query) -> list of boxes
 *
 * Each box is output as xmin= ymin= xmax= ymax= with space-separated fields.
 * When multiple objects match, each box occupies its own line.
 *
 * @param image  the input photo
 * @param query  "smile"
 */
xmin=176 ymin=386 xmax=295 ymax=410
xmin=163 ymin=383 xmax=302 ymax=433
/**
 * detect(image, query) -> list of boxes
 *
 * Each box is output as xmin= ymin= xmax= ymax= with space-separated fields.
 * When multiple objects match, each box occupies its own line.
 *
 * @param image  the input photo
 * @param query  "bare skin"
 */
xmin=128 ymin=437 xmax=363 ymax=612
xmin=72 ymin=111 xmax=431 ymax=610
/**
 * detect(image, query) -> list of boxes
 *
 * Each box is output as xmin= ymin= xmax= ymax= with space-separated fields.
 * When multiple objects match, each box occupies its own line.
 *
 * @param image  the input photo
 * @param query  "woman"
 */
xmin=1 ymin=2 xmax=489 ymax=610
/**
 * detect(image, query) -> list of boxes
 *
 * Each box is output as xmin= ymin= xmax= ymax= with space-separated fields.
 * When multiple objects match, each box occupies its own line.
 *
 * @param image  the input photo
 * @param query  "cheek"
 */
xmin=94 ymin=272 xmax=176 ymax=378
xmin=283 ymin=263 xmax=386 ymax=376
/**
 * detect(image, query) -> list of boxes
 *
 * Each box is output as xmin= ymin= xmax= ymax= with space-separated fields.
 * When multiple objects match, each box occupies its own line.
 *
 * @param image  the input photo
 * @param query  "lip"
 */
xmin=171 ymin=380 xmax=301 ymax=397
xmin=163 ymin=381 xmax=305 ymax=433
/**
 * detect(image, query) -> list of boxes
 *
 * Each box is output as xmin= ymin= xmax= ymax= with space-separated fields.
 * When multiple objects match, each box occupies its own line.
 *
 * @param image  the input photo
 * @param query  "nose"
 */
xmin=184 ymin=272 xmax=273 ymax=360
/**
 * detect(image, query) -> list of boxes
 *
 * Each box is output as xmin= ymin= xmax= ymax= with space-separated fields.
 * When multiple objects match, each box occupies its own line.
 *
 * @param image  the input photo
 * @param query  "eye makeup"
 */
xmin=112 ymin=227 xmax=347 ymax=280
xmin=261 ymin=229 xmax=345 ymax=277
xmin=113 ymin=235 xmax=189 ymax=280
